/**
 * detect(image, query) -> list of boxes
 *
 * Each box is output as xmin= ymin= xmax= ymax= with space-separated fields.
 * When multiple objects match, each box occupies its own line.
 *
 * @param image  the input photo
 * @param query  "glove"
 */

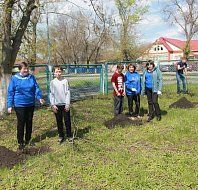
xmin=157 ymin=90 xmax=162 ymax=95
xmin=131 ymin=88 xmax=137 ymax=92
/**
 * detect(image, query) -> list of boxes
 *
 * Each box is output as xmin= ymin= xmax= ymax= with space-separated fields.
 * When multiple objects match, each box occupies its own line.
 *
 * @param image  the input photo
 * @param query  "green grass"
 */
xmin=36 ymin=77 xmax=100 ymax=91
xmin=0 ymin=84 xmax=198 ymax=189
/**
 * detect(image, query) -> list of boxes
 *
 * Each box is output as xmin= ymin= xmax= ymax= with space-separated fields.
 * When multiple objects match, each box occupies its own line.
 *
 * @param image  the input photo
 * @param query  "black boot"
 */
xmin=147 ymin=116 xmax=154 ymax=122
xmin=156 ymin=116 xmax=161 ymax=121
xmin=18 ymin=144 xmax=25 ymax=152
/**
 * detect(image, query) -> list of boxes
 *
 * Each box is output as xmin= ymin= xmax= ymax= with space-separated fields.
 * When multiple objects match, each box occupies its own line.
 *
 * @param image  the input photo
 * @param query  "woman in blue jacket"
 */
xmin=7 ymin=62 xmax=44 ymax=151
xmin=125 ymin=64 xmax=141 ymax=117
xmin=141 ymin=60 xmax=162 ymax=122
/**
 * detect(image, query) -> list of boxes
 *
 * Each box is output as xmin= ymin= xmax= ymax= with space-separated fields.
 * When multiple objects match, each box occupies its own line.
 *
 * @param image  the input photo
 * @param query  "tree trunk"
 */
xmin=0 ymin=0 xmax=37 ymax=115
xmin=184 ymin=37 xmax=191 ymax=58
xmin=0 ymin=74 xmax=11 ymax=115
xmin=10 ymin=0 xmax=37 ymax=65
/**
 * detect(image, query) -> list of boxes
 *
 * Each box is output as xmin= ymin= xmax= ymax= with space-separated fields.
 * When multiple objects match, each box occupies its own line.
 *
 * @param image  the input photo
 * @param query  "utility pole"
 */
xmin=46 ymin=2 xmax=51 ymax=66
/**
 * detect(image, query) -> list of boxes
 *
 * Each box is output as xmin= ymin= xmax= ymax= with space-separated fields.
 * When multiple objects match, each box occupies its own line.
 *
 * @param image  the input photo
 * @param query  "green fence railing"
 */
xmin=11 ymin=59 xmax=198 ymax=104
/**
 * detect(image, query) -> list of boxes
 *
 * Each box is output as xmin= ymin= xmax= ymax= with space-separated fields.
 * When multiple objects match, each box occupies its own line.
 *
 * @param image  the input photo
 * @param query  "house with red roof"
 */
xmin=142 ymin=37 xmax=198 ymax=61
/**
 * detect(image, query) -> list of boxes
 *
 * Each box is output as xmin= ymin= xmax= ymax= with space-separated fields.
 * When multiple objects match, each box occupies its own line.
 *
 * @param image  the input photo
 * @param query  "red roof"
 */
xmin=156 ymin=37 xmax=198 ymax=53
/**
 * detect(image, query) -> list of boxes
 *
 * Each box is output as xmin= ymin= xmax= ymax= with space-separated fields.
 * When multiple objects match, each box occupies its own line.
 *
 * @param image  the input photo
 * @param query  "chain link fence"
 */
xmin=51 ymin=64 xmax=104 ymax=100
xmin=10 ymin=60 xmax=198 ymax=106
xmin=12 ymin=64 xmax=104 ymax=105
xmin=104 ymin=60 xmax=198 ymax=94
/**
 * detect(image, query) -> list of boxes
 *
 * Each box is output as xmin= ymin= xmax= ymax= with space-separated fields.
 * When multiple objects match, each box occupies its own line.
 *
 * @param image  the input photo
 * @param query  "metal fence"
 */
xmin=11 ymin=60 xmax=198 ymax=106
xmin=12 ymin=64 xmax=104 ymax=105
xmin=104 ymin=60 xmax=198 ymax=94
xmin=51 ymin=64 xmax=104 ymax=100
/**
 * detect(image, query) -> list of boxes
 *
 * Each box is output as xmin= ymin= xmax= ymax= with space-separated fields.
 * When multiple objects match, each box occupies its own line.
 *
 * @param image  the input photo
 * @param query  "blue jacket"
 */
xmin=125 ymin=71 xmax=141 ymax=95
xmin=141 ymin=67 xmax=162 ymax=95
xmin=7 ymin=73 xmax=42 ymax=108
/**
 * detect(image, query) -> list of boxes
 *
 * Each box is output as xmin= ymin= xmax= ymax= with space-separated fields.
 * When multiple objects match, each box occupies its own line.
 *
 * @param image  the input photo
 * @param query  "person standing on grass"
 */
xmin=125 ymin=64 xmax=141 ymax=118
xmin=175 ymin=57 xmax=188 ymax=94
xmin=50 ymin=66 xmax=72 ymax=144
xmin=141 ymin=60 xmax=162 ymax=122
xmin=111 ymin=64 xmax=125 ymax=116
xmin=7 ymin=62 xmax=44 ymax=151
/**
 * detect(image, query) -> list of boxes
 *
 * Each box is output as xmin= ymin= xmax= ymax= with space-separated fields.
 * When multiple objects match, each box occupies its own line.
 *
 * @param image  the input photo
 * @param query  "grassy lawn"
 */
xmin=0 ymin=84 xmax=198 ymax=190
xmin=36 ymin=77 xmax=100 ymax=91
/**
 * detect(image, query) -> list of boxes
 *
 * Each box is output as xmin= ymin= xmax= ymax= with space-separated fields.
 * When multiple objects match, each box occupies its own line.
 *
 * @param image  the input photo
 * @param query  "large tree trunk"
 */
xmin=0 ymin=74 xmax=11 ymax=115
xmin=0 ymin=0 xmax=37 ymax=116
xmin=0 ymin=1 xmax=15 ymax=115
xmin=1 ymin=0 xmax=14 ymax=74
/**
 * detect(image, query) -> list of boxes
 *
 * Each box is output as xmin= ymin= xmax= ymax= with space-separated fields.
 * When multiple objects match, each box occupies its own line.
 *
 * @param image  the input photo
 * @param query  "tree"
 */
xmin=164 ymin=0 xmax=198 ymax=57
xmin=48 ymin=8 xmax=112 ymax=64
xmin=115 ymin=0 xmax=148 ymax=60
xmin=18 ymin=2 xmax=41 ymax=64
xmin=0 ymin=0 xmax=38 ymax=115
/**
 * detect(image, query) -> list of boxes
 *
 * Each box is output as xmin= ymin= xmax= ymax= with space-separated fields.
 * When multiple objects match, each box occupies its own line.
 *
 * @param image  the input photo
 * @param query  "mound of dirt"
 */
xmin=104 ymin=114 xmax=143 ymax=129
xmin=23 ymin=146 xmax=51 ymax=156
xmin=0 ymin=145 xmax=50 ymax=169
xmin=169 ymin=97 xmax=195 ymax=109
xmin=0 ymin=146 xmax=26 ymax=169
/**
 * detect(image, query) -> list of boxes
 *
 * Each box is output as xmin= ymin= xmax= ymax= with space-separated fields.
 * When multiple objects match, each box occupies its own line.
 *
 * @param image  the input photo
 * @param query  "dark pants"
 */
xmin=54 ymin=105 xmax=72 ymax=138
xmin=146 ymin=88 xmax=161 ymax=117
xmin=15 ymin=106 xmax=35 ymax=144
xmin=114 ymin=96 xmax=124 ymax=115
xmin=127 ymin=94 xmax=140 ymax=115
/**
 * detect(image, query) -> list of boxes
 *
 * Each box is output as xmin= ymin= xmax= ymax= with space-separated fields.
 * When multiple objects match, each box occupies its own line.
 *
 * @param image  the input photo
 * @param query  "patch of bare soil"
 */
xmin=0 ymin=145 xmax=50 ymax=169
xmin=23 ymin=146 xmax=50 ymax=156
xmin=0 ymin=146 xmax=25 ymax=169
xmin=104 ymin=114 xmax=143 ymax=129
xmin=169 ymin=97 xmax=196 ymax=109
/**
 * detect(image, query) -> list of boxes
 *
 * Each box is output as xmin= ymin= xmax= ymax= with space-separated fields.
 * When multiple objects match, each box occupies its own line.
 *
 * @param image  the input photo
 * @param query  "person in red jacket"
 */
xmin=111 ymin=64 xmax=125 ymax=116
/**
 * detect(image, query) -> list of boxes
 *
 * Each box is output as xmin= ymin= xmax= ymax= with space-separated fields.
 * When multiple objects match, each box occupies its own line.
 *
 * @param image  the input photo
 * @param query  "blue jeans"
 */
xmin=176 ymin=73 xmax=187 ymax=93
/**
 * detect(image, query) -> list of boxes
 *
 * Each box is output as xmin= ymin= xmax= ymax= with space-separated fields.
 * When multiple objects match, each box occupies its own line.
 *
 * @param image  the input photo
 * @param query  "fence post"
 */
xmin=99 ymin=64 xmax=105 ymax=95
xmin=105 ymin=63 xmax=109 ymax=95
xmin=99 ymin=65 xmax=103 ymax=94
xmin=46 ymin=65 xmax=52 ymax=104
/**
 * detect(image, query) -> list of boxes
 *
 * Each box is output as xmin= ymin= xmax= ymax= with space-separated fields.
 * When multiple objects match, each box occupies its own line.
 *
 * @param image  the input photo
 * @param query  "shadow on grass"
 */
xmin=32 ymin=128 xmax=57 ymax=143
xmin=32 ymin=126 xmax=91 ymax=143
xmin=161 ymin=110 xmax=168 ymax=116
xmin=75 ymin=126 xmax=91 ymax=139
xmin=127 ymin=107 xmax=168 ymax=117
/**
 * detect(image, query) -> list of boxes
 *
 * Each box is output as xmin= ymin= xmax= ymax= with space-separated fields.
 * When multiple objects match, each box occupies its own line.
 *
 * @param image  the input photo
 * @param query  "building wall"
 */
xmin=170 ymin=53 xmax=183 ymax=60
xmin=149 ymin=44 xmax=168 ymax=54
xmin=140 ymin=39 xmax=198 ymax=61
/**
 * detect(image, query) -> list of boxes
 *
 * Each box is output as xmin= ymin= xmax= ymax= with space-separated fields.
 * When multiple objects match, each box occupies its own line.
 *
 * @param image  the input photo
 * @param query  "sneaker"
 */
xmin=58 ymin=137 xmax=64 ymax=144
xmin=129 ymin=112 xmax=133 ymax=116
xmin=129 ymin=116 xmax=136 ymax=121
xmin=68 ymin=138 xmax=73 ymax=144
xmin=147 ymin=116 xmax=154 ymax=122
xmin=136 ymin=115 xmax=142 ymax=119
xmin=25 ymin=141 xmax=35 ymax=147
xmin=183 ymin=91 xmax=188 ymax=94
xmin=156 ymin=116 xmax=161 ymax=121
xmin=18 ymin=144 xmax=25 ymax=152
